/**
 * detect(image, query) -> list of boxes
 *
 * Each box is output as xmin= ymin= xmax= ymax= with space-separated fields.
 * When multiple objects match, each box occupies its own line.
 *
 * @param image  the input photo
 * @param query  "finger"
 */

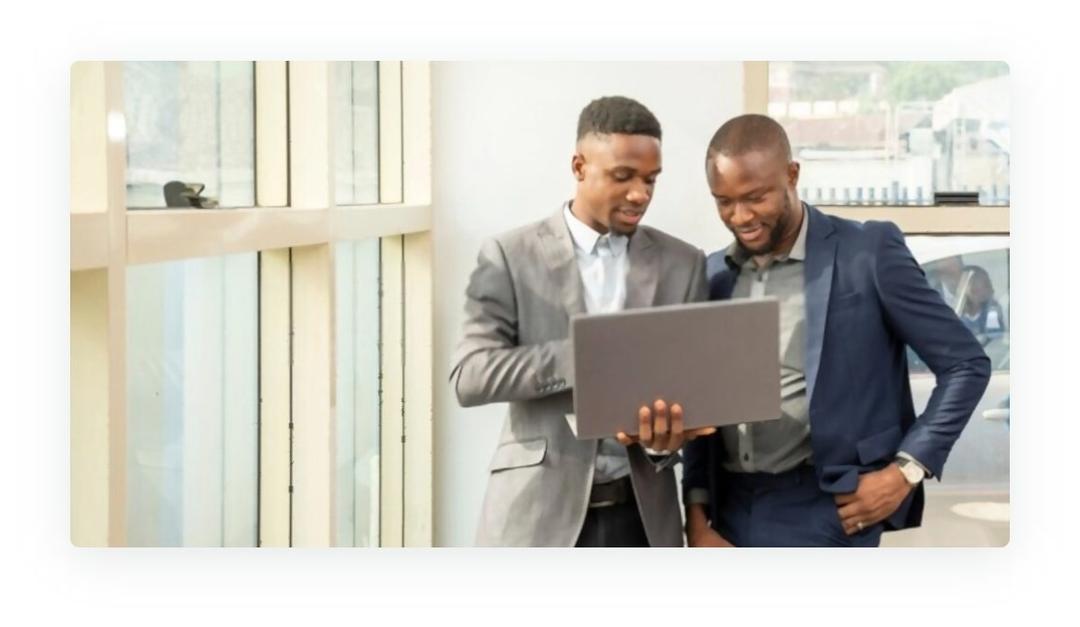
xmin=834 ymin=493 xmax=858 ymax=506
xmin=670 ymin=403 xmax=684 ymax=435
xmin=638 ymin=405 xmax=653 ymax=446
xmin=615 ymin=432 xmax=636 ymax=447
xmin=653 ymin=399 xmax=669 ymax=435
xmin=684 ymin=427 xmax=716 ymax=442
xmin=664 ymin=404 xmax=685 ymax=450
xmin=652 ymin=399 xmax=669 ymax=450
xmin=837 ymin=502 xmax=862 ymax=522
xmin=838 ymin=512 xmax=858 ymax=536
xmin=845 ymin=516 xmax=873 ymax=536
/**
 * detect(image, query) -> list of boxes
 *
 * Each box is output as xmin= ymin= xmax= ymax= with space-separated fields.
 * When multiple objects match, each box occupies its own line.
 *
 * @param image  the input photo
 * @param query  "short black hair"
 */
xmin=576 ymin=96 xmax=662 ymax=142
xmin=706 ymin=114 xmax=791 ymax=162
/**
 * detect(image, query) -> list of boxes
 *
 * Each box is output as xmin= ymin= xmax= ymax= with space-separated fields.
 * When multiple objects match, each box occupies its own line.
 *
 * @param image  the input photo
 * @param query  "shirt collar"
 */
xmin=563 ymin=201 xmax=628 ymax=257
xmin=725 ymin=201 xmax=809 ymax=269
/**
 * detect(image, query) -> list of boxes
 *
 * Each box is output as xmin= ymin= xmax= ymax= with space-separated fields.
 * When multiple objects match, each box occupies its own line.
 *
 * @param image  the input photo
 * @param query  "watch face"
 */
xmin=901 ymin=463 xmax=925 ymax=484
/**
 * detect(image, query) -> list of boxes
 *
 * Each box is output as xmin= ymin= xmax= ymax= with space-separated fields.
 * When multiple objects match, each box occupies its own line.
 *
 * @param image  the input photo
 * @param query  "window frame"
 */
xmin=744 ymin=61 xmax=1009 ymax=235
xmin=69 ymin=60 xmax=433 ymax=547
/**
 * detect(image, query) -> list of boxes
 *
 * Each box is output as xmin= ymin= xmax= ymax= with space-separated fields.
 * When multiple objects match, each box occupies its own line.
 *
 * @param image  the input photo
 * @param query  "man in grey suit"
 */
xmin=451 ymin=96 xmax=714 ymax=547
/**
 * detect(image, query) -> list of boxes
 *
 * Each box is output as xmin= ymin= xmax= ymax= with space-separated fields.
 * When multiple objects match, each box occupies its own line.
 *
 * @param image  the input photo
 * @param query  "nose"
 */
xmin=626 ymin=181 xmax=651 ymax=205
xmin=728 ymin=201 xmax=755 ymax=225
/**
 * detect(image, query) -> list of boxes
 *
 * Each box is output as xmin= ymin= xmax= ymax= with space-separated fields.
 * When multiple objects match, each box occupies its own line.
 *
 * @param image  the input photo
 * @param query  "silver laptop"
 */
xmin=569 ymin=298 xmax=781 ymax=440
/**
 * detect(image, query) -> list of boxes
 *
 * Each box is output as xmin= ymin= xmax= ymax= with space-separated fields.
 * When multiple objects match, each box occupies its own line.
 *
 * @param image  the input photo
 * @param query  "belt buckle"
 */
xmin=588 ymin=499 xmax=618 ymax=509
xmin=588 ymin=476 xmax=629 ymax=508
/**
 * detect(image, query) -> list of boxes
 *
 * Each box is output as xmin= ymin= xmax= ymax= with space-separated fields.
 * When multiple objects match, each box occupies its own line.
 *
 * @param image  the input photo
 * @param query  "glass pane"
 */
xmin=334 ymin=239 xmax=381 ymax=546
xmin=126 ymin=253 xmax=259 ymax=546
xmin=124 ymin=62 xmax=255 ymax=209
xmin=895 ymin=235 xmax=1009 ymax=546
xmin=333 ymin=61 xmax=380 ymax=206
xmin=768 ymin=62 xmax=1010 ymax=206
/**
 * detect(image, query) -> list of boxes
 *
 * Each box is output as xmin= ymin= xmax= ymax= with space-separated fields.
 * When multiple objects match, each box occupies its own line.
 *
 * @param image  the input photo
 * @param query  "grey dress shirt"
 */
xmin=687 ymin=204 xmax=930 ymax=505
xmin=720 ymin=204 xmax=814 ymax=475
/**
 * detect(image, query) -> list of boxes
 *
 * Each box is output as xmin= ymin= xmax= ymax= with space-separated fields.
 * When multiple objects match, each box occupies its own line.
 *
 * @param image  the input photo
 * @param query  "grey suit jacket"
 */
xmin=451 ymin=207 xmax=708 ymax=547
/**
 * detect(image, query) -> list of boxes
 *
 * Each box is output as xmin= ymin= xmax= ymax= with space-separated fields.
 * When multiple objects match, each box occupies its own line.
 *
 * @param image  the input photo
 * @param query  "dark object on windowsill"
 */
xmin=163 ymin=181 xmax=219 ymax=208
xmin=933 ymin=191 xmax=980 ymax=205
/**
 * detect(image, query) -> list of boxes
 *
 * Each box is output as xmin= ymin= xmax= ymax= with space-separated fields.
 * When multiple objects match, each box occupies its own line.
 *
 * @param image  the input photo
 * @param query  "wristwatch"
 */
xmin=895 ymin=456 xmax=926 ymax=485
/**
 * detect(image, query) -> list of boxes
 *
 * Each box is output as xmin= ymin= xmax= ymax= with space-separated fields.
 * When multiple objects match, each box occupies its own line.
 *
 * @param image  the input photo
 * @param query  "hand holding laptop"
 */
xmin=571 ymin=299 xmax=781 ymax=441
xmin=614 ymin=398 xmax=717 ymax=453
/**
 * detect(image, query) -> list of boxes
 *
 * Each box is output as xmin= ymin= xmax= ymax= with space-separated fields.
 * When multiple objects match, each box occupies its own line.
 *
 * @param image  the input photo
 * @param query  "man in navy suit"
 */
xmin=681 ymin=115 xmax=991 ymax=547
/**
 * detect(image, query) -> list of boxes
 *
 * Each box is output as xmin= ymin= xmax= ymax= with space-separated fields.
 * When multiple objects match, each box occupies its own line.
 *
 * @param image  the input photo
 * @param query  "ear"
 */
xmin=788 ymin=160 xmax=801 ymax=188
xmin=571 ymin=152 xmax=586 ymax=182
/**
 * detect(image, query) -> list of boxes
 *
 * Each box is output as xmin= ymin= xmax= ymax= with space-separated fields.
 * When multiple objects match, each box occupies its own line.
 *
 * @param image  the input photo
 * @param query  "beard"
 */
xmin=734 ymin=194 xmax=793 ymax=257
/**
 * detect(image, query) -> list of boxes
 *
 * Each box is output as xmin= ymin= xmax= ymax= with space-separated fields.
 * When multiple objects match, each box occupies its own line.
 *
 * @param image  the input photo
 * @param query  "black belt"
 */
xmin=588 ymin=475 xmax=634 ymax=508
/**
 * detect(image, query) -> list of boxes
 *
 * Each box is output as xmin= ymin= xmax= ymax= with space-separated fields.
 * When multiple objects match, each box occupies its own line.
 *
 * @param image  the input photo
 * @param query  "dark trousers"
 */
xmin=575 ymin=494 xmax=650 ymax=547
xmin=715 ymin=465 xmax=884 ymax=547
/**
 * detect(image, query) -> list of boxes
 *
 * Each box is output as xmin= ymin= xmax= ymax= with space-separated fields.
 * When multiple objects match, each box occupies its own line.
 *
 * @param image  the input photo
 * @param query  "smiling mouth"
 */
xmin=737 ymin=225 xmax=764 ymax=239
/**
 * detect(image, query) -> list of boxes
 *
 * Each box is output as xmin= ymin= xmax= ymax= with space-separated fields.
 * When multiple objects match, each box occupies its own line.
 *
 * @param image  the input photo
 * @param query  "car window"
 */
xmin=908 ymin=246 xmax=1010 ymax=374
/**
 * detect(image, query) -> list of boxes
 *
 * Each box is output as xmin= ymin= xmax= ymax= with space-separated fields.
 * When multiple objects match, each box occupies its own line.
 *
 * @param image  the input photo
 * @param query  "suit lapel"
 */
xmin=624 ymin=227 xmax=658 ymax=309
xmin=538 ymin=210 xmax=587 ymax=317
xmin=803 ymin=205 xmax=837 ymax=407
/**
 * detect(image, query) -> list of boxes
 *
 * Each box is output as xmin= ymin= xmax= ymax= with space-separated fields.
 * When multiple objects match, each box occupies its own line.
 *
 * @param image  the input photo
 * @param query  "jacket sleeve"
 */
xmin=450 ymin=237 xmax=575 ymax=407
xmin=871 ymin=222 xmax=992 ymax=477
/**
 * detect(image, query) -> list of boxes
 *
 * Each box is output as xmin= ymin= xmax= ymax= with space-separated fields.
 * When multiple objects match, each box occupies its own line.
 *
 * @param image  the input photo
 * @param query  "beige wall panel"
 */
xmin=379 ymin=62 xmax=404 ymax=205
xmin=256 ymin=62 xmax=289 ymax=208
xmin=290 ymin=244 xmax=335 ymax=546
xmin=259 ymin=248 xmax=292 ymax=546
xmin=379 ymin=236 xmax=404 ymax=547
xmin=403 ymin=232 xmax=433 ymax=547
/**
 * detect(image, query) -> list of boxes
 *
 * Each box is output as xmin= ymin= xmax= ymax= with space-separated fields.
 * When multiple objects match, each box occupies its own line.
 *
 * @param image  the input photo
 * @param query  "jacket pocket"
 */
xmin=855 ymin=425 xmax=902 ymax=466
xmin=489 ymin=437 xmax=547 ymax=472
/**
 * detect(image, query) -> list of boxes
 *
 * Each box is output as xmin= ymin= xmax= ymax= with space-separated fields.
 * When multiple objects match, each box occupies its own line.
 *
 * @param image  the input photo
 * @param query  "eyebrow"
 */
xmin=611 ymin=166 xmax=663 ymax=176
xmin=712 ymin=185 xmax=768 ymax=200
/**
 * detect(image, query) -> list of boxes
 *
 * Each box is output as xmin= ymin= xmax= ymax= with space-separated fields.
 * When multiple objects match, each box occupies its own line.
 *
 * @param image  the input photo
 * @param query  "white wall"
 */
xmin=431 ymin=62 xmax=743 ymax=546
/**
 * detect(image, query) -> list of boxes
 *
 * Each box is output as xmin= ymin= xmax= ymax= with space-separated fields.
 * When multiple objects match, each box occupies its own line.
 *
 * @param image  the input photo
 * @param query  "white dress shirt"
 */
xmin=563 ymin=202 xmax=633 ymax=484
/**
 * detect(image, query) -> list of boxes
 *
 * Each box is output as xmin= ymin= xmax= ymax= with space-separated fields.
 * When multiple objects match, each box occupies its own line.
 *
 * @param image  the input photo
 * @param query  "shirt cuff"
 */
xmin=643 ymin=447 xmax=681 ymax=472
xmin=896 ymin=451 xmax=933 ymax=479
xmin=686 ymin=488 xmax=710 ymax=505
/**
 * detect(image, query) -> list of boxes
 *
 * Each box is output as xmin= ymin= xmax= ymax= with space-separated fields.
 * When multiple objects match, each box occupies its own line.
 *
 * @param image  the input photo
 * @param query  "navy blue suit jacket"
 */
xmin=682 ymin=204 xmax=992 ymax=531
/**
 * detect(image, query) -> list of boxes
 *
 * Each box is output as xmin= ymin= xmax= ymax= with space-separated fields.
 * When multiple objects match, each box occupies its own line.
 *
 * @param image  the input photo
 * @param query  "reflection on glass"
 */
xmin=126 ymin=253 xmax=259 ymax=546
xmin=333 ymin=61 xmax=380 ymax=206
xmin=886 ymin=235 xmax=1009 ymax=546
xmin=768 ymin=62 xmax=1010 ymax=206
xmin=123 ymin=62 xmax=255 ymax=209
xmin=334 ymin=240 xmax=381 ymax=546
